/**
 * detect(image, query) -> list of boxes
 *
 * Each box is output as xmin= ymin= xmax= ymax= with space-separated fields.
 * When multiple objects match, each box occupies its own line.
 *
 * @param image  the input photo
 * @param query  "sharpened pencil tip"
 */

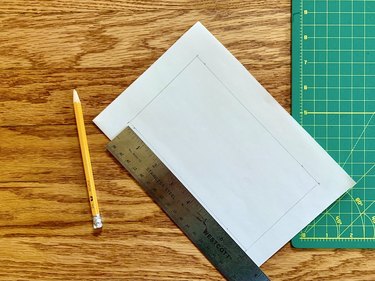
xmin=73 ymin=89 xmax=80 ymax=103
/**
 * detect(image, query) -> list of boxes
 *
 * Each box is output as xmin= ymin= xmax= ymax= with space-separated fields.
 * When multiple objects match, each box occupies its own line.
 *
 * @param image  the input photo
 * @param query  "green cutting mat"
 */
xmin=292 ymin=0 xmax=375 ymax=247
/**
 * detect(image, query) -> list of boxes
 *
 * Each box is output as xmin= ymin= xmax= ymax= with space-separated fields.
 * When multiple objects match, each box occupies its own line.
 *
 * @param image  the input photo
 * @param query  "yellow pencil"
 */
xmin=73 ymin=89 xmax=103 ymax=229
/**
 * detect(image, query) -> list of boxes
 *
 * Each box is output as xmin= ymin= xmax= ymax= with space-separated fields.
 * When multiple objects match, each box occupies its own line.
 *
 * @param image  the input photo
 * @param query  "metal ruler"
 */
xmin=107 ymin=127 xmax=269 ymax=281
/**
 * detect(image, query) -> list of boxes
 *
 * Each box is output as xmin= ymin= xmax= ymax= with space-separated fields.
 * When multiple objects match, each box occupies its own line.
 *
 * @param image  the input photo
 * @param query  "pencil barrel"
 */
xmin=73 ymin=98 xmax=102 ymax=228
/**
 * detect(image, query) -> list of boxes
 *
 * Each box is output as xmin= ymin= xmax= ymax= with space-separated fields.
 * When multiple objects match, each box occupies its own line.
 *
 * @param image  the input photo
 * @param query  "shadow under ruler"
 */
xmin=292 ymin=0 xmax=375 ymax=247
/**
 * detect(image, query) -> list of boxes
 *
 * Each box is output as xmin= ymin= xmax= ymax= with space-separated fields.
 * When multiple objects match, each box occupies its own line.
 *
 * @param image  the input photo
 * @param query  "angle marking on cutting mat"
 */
xmin=107 ymin=126 xmax=269 ymax=281
xmin=292 ymin=0 xmax=375 ymax=247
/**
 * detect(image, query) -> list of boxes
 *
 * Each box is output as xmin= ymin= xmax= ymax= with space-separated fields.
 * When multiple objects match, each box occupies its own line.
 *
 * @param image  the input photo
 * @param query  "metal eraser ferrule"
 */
xmin=92 ymin=214 xmax=103 ymax=229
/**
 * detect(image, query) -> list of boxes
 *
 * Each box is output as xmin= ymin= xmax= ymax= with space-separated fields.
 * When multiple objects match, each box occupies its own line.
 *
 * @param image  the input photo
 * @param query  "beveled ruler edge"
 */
xmin=106 ymin=126 xmax=270 ymax=281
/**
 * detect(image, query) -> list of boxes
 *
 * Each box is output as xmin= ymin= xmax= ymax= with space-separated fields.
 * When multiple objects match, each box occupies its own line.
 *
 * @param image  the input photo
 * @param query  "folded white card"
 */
xmin=94 ymin=22 xmax=355 ymax=266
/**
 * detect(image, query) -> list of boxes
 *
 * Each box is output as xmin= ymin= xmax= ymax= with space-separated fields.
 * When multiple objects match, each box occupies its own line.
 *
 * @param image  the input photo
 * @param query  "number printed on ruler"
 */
xmin=107 ymin=126 xmax=270 ymax=281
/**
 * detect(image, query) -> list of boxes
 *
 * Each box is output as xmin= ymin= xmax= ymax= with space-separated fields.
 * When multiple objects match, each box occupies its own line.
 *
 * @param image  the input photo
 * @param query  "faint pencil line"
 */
xmin=303 ymin=192 xmax=346 ymax=235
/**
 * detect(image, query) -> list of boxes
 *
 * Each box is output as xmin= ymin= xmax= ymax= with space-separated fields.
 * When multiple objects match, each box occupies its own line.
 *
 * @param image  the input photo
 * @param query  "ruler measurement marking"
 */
xmin=107 ymin=127 xmax=269 ymax=281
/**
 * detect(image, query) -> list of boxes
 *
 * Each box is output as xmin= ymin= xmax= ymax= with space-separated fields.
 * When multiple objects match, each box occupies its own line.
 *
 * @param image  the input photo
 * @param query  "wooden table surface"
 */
xmin=1 ymin=1 xmax=375 ymax=280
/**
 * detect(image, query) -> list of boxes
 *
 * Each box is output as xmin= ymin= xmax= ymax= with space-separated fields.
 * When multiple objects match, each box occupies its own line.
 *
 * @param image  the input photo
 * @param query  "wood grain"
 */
xmin=0 ymin=1 xmax=374 ymax=280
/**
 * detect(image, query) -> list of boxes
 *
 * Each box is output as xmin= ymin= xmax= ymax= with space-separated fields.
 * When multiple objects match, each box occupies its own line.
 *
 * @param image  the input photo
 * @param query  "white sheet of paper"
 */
xmin=94 ymin=22 xmax=355 ymax=266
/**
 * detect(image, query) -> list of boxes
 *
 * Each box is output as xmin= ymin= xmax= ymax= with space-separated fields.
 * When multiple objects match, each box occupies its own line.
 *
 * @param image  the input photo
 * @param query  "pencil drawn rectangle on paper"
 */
xmin=94 ymin=22 xmax=355 ymax=265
